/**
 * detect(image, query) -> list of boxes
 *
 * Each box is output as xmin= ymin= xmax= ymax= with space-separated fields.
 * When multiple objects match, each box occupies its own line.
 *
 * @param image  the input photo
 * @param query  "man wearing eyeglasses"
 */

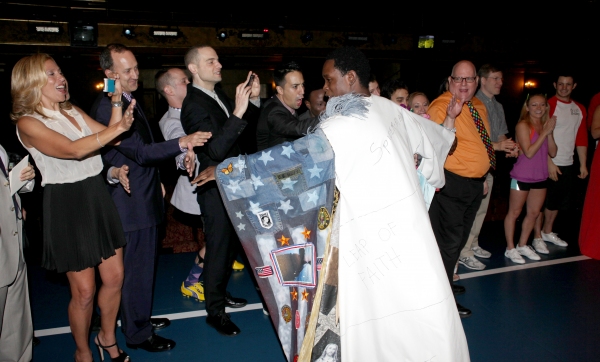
xmin=428 ymin=60 xmax=494 ymax=319
xmin=457 ymin=64 xmax=517 ymax=271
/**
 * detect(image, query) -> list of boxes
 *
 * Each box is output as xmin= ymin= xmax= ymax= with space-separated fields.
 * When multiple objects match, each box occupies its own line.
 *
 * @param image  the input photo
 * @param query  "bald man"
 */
xmin=427 ymin=60 xmax=494 ymax=318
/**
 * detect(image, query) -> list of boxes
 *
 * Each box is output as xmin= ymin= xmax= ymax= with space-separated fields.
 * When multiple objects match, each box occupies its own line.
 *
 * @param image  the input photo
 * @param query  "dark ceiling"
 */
xmin=2 ymin=0 xmax=598 ymax=34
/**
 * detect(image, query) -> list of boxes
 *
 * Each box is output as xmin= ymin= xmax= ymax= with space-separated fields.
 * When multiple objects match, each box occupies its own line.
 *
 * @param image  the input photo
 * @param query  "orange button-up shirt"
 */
xmin=428 ymin=91 xmax=491 ymax=178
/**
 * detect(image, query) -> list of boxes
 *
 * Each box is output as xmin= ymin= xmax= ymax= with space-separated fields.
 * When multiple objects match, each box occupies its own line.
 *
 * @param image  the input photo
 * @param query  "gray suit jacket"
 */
xmin=0 ymin=145 xmax=33 ymax=288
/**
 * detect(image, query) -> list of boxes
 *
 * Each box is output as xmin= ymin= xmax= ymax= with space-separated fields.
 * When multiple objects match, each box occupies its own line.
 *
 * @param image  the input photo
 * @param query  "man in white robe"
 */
xmin=318 ymin=47 xmax=469 ymax=361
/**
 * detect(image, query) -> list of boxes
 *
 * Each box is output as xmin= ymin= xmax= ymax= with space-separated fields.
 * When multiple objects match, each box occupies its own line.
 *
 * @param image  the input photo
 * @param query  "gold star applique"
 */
xmin=278 ymin=235 xmax=290 ymax=246
xmin=290 ymin=288 xmax=298 ymax=301
xmin=301 ymin=289 xmax=309 ymax=301
xmin=301 ymin=227 xmax=311 ymax=240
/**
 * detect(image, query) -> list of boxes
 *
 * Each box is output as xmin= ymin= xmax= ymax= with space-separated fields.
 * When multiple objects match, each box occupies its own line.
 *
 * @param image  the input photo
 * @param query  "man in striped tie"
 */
xmin=428 ymin=60 xmax=493 ymax=319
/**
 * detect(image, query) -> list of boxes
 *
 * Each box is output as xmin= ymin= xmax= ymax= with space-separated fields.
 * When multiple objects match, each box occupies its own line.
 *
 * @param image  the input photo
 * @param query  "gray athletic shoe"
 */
xmin=472 ymin=246 xmax=492 ymax=258
xmin=458 ymin=256 xmax=486 ymax=270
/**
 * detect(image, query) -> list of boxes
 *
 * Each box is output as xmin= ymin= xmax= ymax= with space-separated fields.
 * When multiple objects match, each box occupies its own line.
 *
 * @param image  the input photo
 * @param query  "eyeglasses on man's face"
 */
xmin=450 ymin=76 xmax=477 ymax=83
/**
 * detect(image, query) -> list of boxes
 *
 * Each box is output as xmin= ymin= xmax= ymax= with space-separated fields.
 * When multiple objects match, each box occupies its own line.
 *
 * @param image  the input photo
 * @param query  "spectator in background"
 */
xmin=383 ymin=79 xmax=409 ymax=108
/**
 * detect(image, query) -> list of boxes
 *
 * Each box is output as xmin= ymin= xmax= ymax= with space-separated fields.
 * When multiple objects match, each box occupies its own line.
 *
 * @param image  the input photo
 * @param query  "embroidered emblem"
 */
xmin=220 ymin=162 xmax=233 ymax=175
xmin=255 ymin=265 xmax=273 ymax=278
xmin=317 ymin=207 xmax=330 ymax=230
xmin=281 ymin=305 xmax=292 ymax=323
xmin=257 ymin=210 xmax=273 ymax=229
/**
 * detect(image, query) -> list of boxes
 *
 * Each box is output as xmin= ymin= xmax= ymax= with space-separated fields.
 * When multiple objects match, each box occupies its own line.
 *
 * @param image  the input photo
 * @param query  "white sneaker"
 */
xmin=505 ymin=248 xmax=525 ymax=264
xmin=541 ymin=232 xmax=568 ymax=247
xmin=516 ymin=245 xmax=541 ymax=260
xmin=532 ymin=238 xmax=549 ymax=254
xmin=472 ymin=246 xmax=492 ymax=258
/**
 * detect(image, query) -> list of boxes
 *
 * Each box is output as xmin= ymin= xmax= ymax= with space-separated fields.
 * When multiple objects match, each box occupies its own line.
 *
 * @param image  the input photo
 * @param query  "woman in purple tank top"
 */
xmin=504 ymin=94 xmax=558 ymax=264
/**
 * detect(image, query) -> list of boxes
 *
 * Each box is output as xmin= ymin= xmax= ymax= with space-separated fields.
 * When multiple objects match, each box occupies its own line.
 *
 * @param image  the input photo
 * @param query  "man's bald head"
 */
xmin=448 ymin=60 xmax=478 ymax=102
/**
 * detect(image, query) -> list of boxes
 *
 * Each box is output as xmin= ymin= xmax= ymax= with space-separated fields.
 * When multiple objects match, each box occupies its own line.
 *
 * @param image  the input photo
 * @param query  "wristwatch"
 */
xmin=111 ymin=101 xmax=123 ymax=107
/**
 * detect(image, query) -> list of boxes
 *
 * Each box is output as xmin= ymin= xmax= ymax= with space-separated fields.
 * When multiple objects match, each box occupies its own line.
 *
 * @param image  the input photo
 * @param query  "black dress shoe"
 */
xmin=126 ymin=333 xmax=176 ymax=352
xmin=452 ymin=284 xmax=466 ymax=295
xmin=225 ymin=292 xmax=247 ymax=308
xmin=206 ymin=310 xmax=241 ymax=336
xmin=456 ymin=303 xmax=472 ymax=318
xmin=151 ymin=318 xmax=171 ymax=330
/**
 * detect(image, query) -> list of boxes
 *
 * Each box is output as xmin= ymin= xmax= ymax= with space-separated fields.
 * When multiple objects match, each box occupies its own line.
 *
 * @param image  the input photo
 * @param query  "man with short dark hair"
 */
xmin=458 ymin=64 xmax=517 ymax=270
xmin=181 ymin=45 xmax=259 ymax=336
xmin=533 ymin=74 xmax=588 ymax=248
xmin=428 ymin=60 xmax=494 ymax=318
xmin=256 ymin=61 xmax=321 ymax=151
xmin=320 ymin=47 xmax=467 ymax=360
xmin=90 ymin=44 xmax=210 ymax=353
xmin=383 ymin=78 xmax=409 ymax=107
xmin=299 ymin=88 xmax=327 ymax=121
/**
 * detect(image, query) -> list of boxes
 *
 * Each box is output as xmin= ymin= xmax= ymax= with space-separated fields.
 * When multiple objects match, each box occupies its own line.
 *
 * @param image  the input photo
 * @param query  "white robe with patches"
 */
xmin=319 ymin=94 xmax=469 ymax=362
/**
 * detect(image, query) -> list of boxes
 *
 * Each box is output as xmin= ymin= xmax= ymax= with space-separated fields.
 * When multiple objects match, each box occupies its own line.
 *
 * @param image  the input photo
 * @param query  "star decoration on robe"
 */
xmin=258 ymin=151 xmax=274 ymax=165
xmin=234 ymin=158 xmax=246 ymax=172
xmin=278 ymin=199 xmax=294 ymax=214
xmin=301 ymin=227 xmax=311 ymax=240
xmin=306 ymin=190 xmax=319 ymax=205
xmin=301 ymin=289 xmax=309 ymax=301
xmin=281 ymin=177 xmax=298 ymax=191
xmin=250 ymin=174 xmax=264 ymax=190
xmin=290 ymin=288 xmax=298 ymax=301
xmin=226 ymin=180 xmax=241 ymax=193
xmin=237 ymin=223 xmax=246 ymax=231
xmin=308 ymin=164 xmax=323 ymax=179
xmin=249 ymin=201 xmax=263 ymax=213
xmin=235 ymin=211 xmax=244 ymax=219
xmin=281 ymin=145 xmax=295 ymax=158
xmin=278 ymin=235 xmax=290 ymax=246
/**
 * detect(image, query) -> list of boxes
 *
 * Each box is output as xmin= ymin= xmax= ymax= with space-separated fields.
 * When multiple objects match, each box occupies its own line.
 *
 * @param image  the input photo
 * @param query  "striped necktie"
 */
xmin=466 ymin=100 xmax=496 ymax=170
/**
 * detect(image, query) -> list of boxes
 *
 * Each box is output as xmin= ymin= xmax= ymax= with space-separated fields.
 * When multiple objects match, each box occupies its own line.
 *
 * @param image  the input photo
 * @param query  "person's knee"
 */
xmin=72 ymin=285 xmax=96 ymax=308
xmin=101 ymin=268 xmax=124 ymax=290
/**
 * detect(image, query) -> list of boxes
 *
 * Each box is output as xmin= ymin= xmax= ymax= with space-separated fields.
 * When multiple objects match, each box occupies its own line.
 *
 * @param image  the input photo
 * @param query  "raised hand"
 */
xmin=179 ymin=131 xmax=212 ymax=149
xmin=542 ymin=116 xmax=557 ymax=136
xmin=446 ymin=93 xmax=464 ymax=120
xmin=119 ymin=100 xmax=136 ymax=132
xmin=232 ymin=73 xmax=254 ymax=118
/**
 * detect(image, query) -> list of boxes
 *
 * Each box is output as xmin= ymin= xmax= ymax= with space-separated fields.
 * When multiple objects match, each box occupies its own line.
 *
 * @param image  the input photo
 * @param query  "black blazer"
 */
xmin=90 ymin=93 xmax=181 ymax=232
xmin=256 ymin=96 xmax=320 ymax=151
xmin=180 ymin=84 xmax=259 ymax=173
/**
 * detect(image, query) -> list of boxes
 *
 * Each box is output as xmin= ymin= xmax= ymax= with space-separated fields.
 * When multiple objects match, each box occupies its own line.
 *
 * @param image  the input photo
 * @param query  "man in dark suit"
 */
xmin=256 ymin=60 xmax=320 ymax=151
xmin=181 ymin=45 xmax=259 ymax=336
xmin=90 ymin=43 xmax=211 ymax=353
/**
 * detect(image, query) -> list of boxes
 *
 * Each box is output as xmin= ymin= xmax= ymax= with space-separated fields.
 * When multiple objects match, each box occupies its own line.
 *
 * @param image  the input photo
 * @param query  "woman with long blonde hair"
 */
xmin=504 ymin=94 xmax=557 ymax=264
xmin=12 ymin=53 xmax=135 ymax=362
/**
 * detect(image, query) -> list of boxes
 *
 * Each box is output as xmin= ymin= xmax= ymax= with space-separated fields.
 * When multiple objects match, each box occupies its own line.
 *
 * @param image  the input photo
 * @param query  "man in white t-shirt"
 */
xmin=533 ymin=74 xmax=588 ymax=251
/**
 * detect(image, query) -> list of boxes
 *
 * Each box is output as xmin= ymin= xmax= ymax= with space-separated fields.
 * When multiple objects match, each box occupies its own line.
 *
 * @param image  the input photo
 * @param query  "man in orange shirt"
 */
xmin=428 ymin=60 xmax=494 ymax=319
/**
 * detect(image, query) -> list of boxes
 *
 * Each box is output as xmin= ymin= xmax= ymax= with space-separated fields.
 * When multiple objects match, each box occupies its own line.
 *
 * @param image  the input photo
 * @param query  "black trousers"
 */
xmin=121 ymin=226 xmax=158 ymax=344
xmin=429 ymin=170 xmax=485 ymax=286
xmin=197 ymin=185 xmax=237 ymax=316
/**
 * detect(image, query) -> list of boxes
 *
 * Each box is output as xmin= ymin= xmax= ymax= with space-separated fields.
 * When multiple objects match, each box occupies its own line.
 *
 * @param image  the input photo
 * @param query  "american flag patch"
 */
xmin=255 ymin=266 xmax=274 ymax=278
xmin=317 ymin=257 xmax=323 ymax=271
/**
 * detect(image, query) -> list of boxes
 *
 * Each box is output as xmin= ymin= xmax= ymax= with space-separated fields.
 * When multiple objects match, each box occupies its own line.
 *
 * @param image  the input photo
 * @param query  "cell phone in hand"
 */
xmin=103 ymin=78 xmax=115 ymax=93
xmin=246 ymin=74 xmax=255 ymax=88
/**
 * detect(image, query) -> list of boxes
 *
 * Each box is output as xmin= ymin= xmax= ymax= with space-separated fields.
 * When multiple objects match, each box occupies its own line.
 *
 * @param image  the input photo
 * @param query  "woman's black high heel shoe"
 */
xmin=94 ymin=336 xmax=130 ymax=362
